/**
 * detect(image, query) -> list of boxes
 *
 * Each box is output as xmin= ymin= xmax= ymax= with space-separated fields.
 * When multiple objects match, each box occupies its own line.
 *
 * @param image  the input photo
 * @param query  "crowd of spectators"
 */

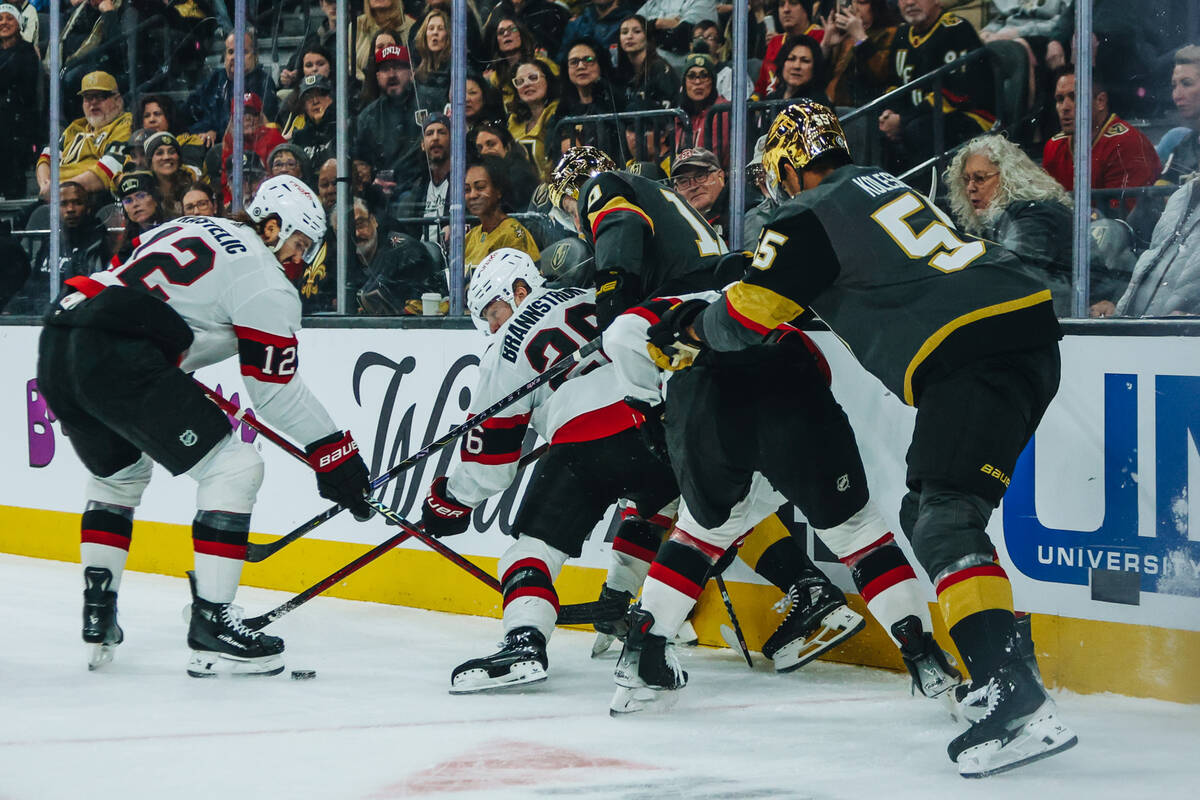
xmin=0 ymin=0 xmax=1198 ymax=319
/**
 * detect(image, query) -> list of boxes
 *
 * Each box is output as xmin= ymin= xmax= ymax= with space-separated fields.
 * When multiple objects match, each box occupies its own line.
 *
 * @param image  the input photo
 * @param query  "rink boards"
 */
xmin=1 ymin=323 xmax=1198 ymax=703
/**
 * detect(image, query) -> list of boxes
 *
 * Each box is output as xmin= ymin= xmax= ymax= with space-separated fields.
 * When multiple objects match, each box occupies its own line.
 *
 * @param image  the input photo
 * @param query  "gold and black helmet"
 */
xmin=548 ymin=146 xmax=617 ymax=210
xmin=763 ymin=101 xmax=850 ymax=188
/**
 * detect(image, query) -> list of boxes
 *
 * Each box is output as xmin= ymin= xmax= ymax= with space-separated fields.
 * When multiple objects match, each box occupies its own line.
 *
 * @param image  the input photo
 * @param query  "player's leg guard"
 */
xmin=81 ymin=454 xmax=154 ymax=593
xmin=187 ymin=433 xmax=264 ymax=516
xmin=592 ymin=506 xmax=674 ymax=656
xmin=191 ymin=510 xmax=253 ymax=604
xmin=739 ymin=514 xmax=865 ymax=672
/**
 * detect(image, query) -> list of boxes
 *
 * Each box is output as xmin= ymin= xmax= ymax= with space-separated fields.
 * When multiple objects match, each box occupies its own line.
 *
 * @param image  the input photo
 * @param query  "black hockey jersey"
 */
xmin=888 ymin=11 xmax=995 ymax=130
xmin=578 ymin=170 xmax=727 ymax=324
xmin=696 ymin=165 xmax=1061 ymax=406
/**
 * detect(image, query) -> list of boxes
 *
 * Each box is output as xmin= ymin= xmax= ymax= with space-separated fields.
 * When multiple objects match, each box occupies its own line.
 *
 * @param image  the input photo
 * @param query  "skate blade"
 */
xmin=957 ymin=704 xmax=1079 ymax=778
xmin=591 ymin=633 xmax=617 ymax=658
xmin=449 ymin=660 xmax=547 ymax=694
xmin=719 ymin=625 xmax=753 ymax=665
xmin=673 ymin=620 xmax=699 ymax=647
xmin=609 ymin=684 xmax=681 ymax=716
xmin=186 ymin=650 xmax=284 ymax=678
xmin=773 ymin=606 xmax=865 ymax=673
xmin=87 ymin=643 xmax=117 ymax=671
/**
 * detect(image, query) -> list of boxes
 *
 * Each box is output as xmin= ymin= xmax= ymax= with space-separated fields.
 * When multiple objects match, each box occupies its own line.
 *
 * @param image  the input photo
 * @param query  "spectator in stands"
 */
xmin=181 ymin=182 xmax=218 ymax=216
xmin=187 ymin=30 xmax=279 ymax=149
xmin=484 ymin=14 xmax=556 ymax=111
xmin=978 ymin=0 xmax=1071 ymax=105
xmin=484 ymin=0 xmax=568 ymax=55
xmin=207 ymin=92 xmax=287 ymax=205
xmin=691 ymin=19 xmax=747 ymax=102
xmin=636 ymin=0 xmax=720 ymax=70
xmin=557 ymin=38 xmax=626 ymax=162
xmin=353 ymin=157 xmax=391 ymax=218
xmin=616 ymin=14 xmax=679 ymax=109
xmin=0 ymin=217 xmax=30 ymax=312
xmin=0 ymin=2 xmax=41 ymax=199
xmin=763 ymin=33 xmax=829 ymax=104
xmin=391 ymin=113 xmax=453 ymax=242
xmin=671 ymin=147 xmax=732 ymax=243
xmin=114 ymin=171 xmax=167 ymax=261
xmin=268 ymin=143 xmax=311 ymax=185
xmin=821 ymin=0 xmax=897 ymax=108
xmin=946 ymin=134 xmax=1075 ymax=316
xmin=359 ymin=29 xmax=403 ymax=108
xmin=465 ymin=71 xmax=507 ymax=128
xmin=413 ymin=7 xmax=451 ymax=111
xmin=138 ymin=94 xmax=206 ymax=169
xmin=353 ymin=197 xmax=447 ymax=315
xmin=1042 ymin=69 xmax=1161 ymax=213
xmin=1114 ymin=177 xmax=1200 ymax=317
xmin=280 ymin=0 xmax=338 ymax=90
xmin=877 ymin=0 xmax=995 ymax=175
xmin=355 ymin=44 xmax=424 ymax=190
xmin=558 ymin=0 xmax=631 ymax=63
xmin=676 ymin=52 xmax=728 ymax=164
xmin=755 ymin=0 xmax=824 ymax=97
xmin=278 ymin=45 xmax=338 ymax=134
xmin=507 ymin=57 xmax=561 ymax=180
xmin=414 ymin=0 xmax=486 ymax=68
xmin=464 ymin=156 xmax=540 ymax=274
xmin=289 ymin=74 xmax=342 ymax=171
xmin=624 ymin=99 xmax=674 ymax=167
xmin=317 ymin=157 xmax=338 ymax=212
xmin=35 ymin=70 xmax=130 ymax=202
xmin=1158 ymin=45 xmax=1200 ymax=186
xmin=123 ymin=128 xmax=153 ymax=173
xmin=220 ymin=150 xmax=268 ymax=209
xmin=145 ymin=131 xmax=197 ymax=218
xmin=356 ymin=0 xmax=415 ymax=80
xmin=470 ymin=122 xmax=540 ymax=210
xmin=44 ymin=180 xmax=110 ymax=286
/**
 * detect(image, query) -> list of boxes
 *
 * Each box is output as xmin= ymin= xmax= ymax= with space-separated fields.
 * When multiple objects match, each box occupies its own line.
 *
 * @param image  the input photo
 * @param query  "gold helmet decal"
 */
xmin=548 ymin=146 xmax=617 ymax=209
xmin=763 ymin=101 xmax=850 ymax=187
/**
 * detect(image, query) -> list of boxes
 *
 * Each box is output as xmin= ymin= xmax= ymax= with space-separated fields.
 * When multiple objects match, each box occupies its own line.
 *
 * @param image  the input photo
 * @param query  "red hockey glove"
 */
xmin=422 ymin=476 xmax=473 ymax=537
xmin=305 ymin=431 xmax=373 ymax=521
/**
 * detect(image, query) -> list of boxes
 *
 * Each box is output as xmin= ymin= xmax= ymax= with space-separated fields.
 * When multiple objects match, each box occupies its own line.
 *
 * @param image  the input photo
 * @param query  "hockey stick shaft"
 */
xmin=715 ymin=575 xmax=754 ymax=669
xmin=364 ymin=497 xmax=501 ymax=592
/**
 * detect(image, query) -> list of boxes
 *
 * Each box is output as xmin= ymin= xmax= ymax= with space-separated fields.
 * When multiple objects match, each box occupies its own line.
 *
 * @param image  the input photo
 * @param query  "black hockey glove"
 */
xmin=305 ymin=431 xmax=374 ymax=521
xmin=594 ymin=268 xmax=640 ymax=327
xmin=422 ymin=476 xmax=473 ymax=537
xmin=625 ymin=397 xmax=669 ymax=463
xmin=646 ymin=299 xmax=709 ymax=371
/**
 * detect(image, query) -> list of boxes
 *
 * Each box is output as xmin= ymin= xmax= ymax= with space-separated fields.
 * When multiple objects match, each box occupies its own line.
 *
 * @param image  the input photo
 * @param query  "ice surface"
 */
xmin=1 ymin=554 xmax=1196 ymax=800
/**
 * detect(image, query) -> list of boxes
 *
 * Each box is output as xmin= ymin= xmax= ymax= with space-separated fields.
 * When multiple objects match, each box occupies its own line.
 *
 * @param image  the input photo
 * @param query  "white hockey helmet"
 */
xmin=247 ymin=175 xmax=326 ymax=264
xmin=467 ymin=248 xmax=545 ymax=333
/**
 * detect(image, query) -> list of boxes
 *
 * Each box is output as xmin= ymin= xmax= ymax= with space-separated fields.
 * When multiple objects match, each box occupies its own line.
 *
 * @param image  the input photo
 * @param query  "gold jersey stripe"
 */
xmin=726 ymin=282 xmax=805 ymax=334
xmin=937 ymin=573 xmax=1014 ymax=630
xmin=587 ymin=196 xmax=655 ymax=234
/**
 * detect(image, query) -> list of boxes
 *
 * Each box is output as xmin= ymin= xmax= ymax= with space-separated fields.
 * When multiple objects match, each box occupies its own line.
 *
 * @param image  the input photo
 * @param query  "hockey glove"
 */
xmin=773 ymin=328 xmax=832 ymax=387
xmin=595 ymin=268 xmax=640 ymax=328
xmin=625 ymin=397 xmax=669 ymax=463
xmin=646 ymin=299 xmax=709 ymax=371
xmin=422 ymin=476 xmax=473 ymax=537
xmin=305 ymin=431 xmax=374 ymax=521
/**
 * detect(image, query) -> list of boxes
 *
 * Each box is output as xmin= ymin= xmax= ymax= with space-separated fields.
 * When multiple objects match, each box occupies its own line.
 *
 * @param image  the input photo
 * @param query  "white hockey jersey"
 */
xmin=70 ymin=216 xmax=337 ymax=447
xmin=448 ymin=286 xmax=643 ymax=507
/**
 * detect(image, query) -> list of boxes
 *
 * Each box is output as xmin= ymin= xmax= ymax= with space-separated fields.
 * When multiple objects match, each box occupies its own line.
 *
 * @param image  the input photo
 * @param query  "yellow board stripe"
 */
xmin=735 ymin=513 xmax=791 ymax=572
xmin=903 ymin=290 xmax=1052 ymax=405
xmin=937 ymin=574 xmax=1014 ymax=629
xmin=726 ymin=282 xmax=805 ymax=334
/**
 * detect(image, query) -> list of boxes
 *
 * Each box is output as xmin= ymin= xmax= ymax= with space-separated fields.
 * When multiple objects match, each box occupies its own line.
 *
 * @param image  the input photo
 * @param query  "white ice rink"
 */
xmin=2 ymin=553 xmax=1197 ymax=800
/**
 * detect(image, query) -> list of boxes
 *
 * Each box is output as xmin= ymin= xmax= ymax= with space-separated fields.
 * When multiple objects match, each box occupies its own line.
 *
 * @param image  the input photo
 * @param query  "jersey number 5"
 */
xmin=870 ymin=192 xmax=985 ymax=272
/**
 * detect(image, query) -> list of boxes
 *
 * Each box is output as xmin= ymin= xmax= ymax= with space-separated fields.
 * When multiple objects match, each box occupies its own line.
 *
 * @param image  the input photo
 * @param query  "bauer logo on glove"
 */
xmin=422 ymin=476 xmax=473 ymax=537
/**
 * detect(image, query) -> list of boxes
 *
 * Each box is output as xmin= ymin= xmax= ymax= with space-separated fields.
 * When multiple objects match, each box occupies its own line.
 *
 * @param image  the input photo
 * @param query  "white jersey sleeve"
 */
xmin=103 ymin=217 xmax=338 ymax=447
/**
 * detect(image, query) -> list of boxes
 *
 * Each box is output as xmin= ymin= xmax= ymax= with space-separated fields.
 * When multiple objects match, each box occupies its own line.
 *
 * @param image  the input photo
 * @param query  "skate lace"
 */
xmin=663 ymin=643 xmax=686 ymax=685
xmin=971 ymin=678 xmax=1002 ymax=721
xmin=220 ymin=604 xmax=259 ymax=639
xmin=772 ymin=585 xmax=800 ymax=617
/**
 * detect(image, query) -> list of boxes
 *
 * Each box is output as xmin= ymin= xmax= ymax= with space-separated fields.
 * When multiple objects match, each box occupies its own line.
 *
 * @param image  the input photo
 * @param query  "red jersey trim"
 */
xmin=64 ymin=275 xmax=107 ymax=298
xmin=648 ymin=562 xmax=704 ymax=600
xmin=724 ymin=293 xmax=773 ymax=335
xmin=233 ymin=325 xmax=298 ymax=349
xmin=671 ymin=527 xmax=726 ymax=561
xmin=591 ymin=205 xmax=654 ymax=237
xmin=193 ymin=539 xmax=248 ymax=560
xmin=935 ymin=563 xmax=1008 ymax=595
xmin=551 ymin=401 xmax=642 ymax=445
xmin=839 ymin=533 xmax=896 ymax=566
xmin=860 ymin=565 xmax=919 ymax=603
xmin=81 ymin=529 xmax=132 ymax=551
xmin=480 ymin=412 xmax=533 ymax=430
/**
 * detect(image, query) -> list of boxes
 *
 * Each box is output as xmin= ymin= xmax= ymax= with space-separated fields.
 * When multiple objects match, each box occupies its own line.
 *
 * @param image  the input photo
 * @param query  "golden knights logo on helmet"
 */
xmin=548 ymin=146 xmax=617 ymax=210
xmin=763 ymin=100 xmax=850 ymax=184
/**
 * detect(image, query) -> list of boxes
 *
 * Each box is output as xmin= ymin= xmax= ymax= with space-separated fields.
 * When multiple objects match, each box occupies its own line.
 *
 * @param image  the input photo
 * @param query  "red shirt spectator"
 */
xmin=754 ymin=0 xmax=824 ymax=97
xmin=1042 ymin=71 xmax=1160 ymax=212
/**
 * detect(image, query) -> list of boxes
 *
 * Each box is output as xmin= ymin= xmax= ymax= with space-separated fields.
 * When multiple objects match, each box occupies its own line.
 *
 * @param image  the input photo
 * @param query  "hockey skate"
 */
xmin=891 ymin=615 xmax=962 ymax=699
xmin=83 ymin=567 xmax=123 ymax=670
xmin=450 ymin=627 xmax=549 ymax=694
xmin=610 ymin=606 xmax=687 ymax=715
xmin=763 ymin=576 xmax=864 ymax=673
xmin=954 ymin=614 xmax=1043 ymax=723
xmin=591 ymin=585 xmax=634 ymax=657
xmin=949 ymin=661 xmax=1078 ymax=778
xmin=186 ymin=572 xmax=284 ymax=678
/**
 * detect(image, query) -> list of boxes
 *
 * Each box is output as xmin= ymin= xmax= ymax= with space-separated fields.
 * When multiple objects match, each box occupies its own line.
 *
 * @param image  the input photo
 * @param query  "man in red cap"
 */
xmin=208 ymin=92 xmax=286 ymax=206
xmin=354 ymin=44 xmax=423 ymax=193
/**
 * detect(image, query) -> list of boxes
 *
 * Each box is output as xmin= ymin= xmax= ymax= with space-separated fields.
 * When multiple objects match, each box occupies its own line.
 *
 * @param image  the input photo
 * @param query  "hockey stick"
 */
xmin=195 ymin=335 xmax=597 ymax=562
xmin=714 ymin=574 xmax=754 ymax=668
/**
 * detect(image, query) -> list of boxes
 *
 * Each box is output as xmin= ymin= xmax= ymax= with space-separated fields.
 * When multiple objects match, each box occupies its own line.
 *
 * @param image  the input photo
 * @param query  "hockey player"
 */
xmin=647 ymin=101 xmax=1075 ymax=776
xmin=603 ymin=292 xmax=959 ymax=713
xmin=37 ymin=175 xmax=373 ymax=677
xmin=420 ymin=248 xmax=680 ymax=693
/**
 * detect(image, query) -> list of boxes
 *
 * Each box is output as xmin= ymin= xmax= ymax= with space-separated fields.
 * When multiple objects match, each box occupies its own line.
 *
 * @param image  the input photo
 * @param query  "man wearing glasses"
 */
xmin=671 ymin=147 xmax=731 ymax=246
xmin=36 ymin=71 xmax=132 ymax=202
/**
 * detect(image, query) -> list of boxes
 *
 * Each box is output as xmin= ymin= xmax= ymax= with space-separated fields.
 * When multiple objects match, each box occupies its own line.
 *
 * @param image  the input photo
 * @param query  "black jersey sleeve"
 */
xmin=581 ymin=172 xmax=655 ymax=278
xmin=696 ymin=207 xmax=841 ymax=352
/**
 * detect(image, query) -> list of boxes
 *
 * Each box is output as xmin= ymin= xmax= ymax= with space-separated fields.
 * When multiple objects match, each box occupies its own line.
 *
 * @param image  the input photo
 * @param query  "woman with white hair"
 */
xmin=945 ymin=134 xmax=1076 ymax=315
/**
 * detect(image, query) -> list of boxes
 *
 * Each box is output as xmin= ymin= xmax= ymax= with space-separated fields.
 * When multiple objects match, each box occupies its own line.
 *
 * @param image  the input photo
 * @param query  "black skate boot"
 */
xmin=948 ymin=661 xmax=1078 ymax=778
xmin=610 ymin=606 xmax=688 ymax=715
xmin=763 ymin=574 xmax=864 ymax=673
xmin=591 ymin=585 xmax=634 ymax=657
xmin=954 ymin=613 xmax=1045 ymax=722
xmin=83 ymin=567 xmax=123 ymax=671
xmin=185 ymin=571 xmax=284 ymax=678
xmin=450 ymin=626 xmax=549 ymax=694
xmin=891 ymin=615 xmax=962 ymax=699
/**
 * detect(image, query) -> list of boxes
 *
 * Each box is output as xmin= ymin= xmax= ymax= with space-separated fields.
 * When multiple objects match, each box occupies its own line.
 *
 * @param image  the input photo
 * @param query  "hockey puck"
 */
xmin=290 ymin=670 xmax=317 ymax=680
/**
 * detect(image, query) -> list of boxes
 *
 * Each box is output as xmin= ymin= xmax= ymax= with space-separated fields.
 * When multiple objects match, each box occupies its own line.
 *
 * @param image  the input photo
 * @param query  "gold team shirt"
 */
xmin=39 ymin=112 xmax=133 ymax=189
xmin=464 ymin=217 xmax=540 ymax=275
